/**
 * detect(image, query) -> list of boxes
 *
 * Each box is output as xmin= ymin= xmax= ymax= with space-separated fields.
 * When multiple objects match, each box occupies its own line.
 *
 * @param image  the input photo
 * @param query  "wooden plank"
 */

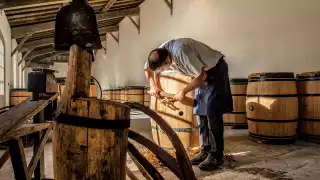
xmin=128 ymin=130 xmax=182 ymax=179
xmin=28 ymin=128 xmax=53 ymax=176
xmin=0 ymin=123 xmax=52 ymax=143
xmin=0 ymin=93 xmax=58 ymax=138
xmin=127 ymin=142 xmax=164 ymax=180
xmin=100 ymin=0 xmax=117 ymax=12
xmin=8 ymin=139 xmax=30 ymax=180
xmin=0 ymin=149 xmax=10 ymax=169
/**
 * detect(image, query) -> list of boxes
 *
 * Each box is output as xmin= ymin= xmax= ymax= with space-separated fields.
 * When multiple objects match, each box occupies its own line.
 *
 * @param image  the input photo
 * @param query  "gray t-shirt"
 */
xmin=159 ymin=38 xmax=224 ymax=77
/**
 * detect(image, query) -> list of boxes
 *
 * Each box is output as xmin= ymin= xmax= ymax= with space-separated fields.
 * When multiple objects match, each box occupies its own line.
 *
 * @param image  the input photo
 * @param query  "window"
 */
xmin=0 ymin=39 xmax=4 ymax=95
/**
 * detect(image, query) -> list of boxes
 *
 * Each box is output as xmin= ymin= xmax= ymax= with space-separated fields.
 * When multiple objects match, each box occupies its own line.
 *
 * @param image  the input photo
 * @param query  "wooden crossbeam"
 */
xmin=12 ymin=33 xmax=34 ymax=57
xmin=19 ymin=27 xmax=116 ymax=52
xmin=101 ymin=0 xmax=117 ymax=13
xmin=164 ymin=0 xmax=173 ymax=15
xmin=28 ymin=128 xmax=53 ymax=177
xmin=0 ymin=149 xmax=10 ymax=169
xmin=12 ymin=7 xmax=138 ymax=39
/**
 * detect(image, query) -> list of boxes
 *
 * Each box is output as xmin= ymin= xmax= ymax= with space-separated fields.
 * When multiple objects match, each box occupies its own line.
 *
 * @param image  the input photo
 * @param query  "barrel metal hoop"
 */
xmin=296 ymin=78 xmax=320 ymax=81
xmin=56 ymin=114 xmax=130 ymax=129
xmin=151 ymin=125 xmax=199 ymax=132
xmin=247 ymin=118 xmax=298 ymax=123
xmin=232 ymin=94 xmax=247 ymax=96
xmin=249 ymin=132 xmax=296 ymax=140
xmin=249 ymin=78 xmax=295 ymax=82
xmin=10 ymin=96 xmax=31 ymax=97
xmin=226 ymin=112 xmax=246 ymax=114
xmin=301 ymin=118 xmax=320 ymax=122
xmin=246 ymin=94 xmax=297 ymax=97
xmin=298 ymin=94 xmax=320 ymax=96
xmin=224 ymin=123 xmax=247 ymax=126
xmin=300 ymin=133 xmax=320 ymax=139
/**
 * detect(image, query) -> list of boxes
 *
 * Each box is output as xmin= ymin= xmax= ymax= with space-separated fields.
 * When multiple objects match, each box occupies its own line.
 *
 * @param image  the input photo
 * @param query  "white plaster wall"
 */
xmin=51 ymin=62 xmax=68 ymax=78
xmin=12 ymin=39 xmax=22 ymax=88
xmin=91 ymin=0 xmax=320 ymax=89
xmin=0 ymin=10 xmax=14 ymax=107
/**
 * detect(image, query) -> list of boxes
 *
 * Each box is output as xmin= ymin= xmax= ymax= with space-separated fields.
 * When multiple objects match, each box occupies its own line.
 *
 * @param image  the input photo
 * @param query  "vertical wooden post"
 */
xmin=54 ymin=45 xmax=130 ymax=180
xmin=8 ymin=139 xmax=30 ymax=180
xmin=33 ymin=110 xmax=45 ymax=180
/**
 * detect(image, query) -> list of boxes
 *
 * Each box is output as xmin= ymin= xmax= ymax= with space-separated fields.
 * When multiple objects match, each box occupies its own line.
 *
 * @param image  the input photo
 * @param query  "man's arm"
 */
xmin=144 ymin=61 xmax=163 ymax=96
xmin=182 ymin=69 xmax=207 ymax=94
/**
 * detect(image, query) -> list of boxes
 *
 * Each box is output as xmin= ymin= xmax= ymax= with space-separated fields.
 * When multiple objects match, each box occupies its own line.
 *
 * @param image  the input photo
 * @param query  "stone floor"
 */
xmin=1 ymin=111 xmax=320 ymax=179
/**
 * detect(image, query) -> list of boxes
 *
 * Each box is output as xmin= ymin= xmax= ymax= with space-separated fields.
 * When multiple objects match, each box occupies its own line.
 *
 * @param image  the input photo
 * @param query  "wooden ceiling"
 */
xmin=1 ymin=0 xmax=144 ymax=67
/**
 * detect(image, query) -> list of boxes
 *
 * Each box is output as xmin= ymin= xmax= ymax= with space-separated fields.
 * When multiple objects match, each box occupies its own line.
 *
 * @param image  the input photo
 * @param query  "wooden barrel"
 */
xmin=120 ymin=87 xmax=128 ymax=103
xmin=144 ymin=87 xmax=151 ymax=107
xmin=246 ymin=72 xmax=298 ymax=144
xmin=296 ymin=71 xmax=320 ymax=143
xmin=150 ymin=72 xmax=199 ymax=151
xmin=223 ymin=78 xmax=248 ymax=128
xmin=102 ymin=89 xmax=111 ymax=100
xmin=126 ymin=86 xmax=145 ymax=104
xmin=114 ymin=88 xmax=122 ymax=102
xmin=10 ymin=89 xmax=32 ymax=106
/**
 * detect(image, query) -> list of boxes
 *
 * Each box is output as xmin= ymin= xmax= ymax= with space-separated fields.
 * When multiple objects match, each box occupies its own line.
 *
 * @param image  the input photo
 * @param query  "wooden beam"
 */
xmin=18 ymin=50 xmax=33 ymax=66
xmin=128 ymin=15 xmax=140 ymax=34
xmin=109 ymin=32 xmax=119 ymax=45
xmin=164 ymin=0 xmax=173 ymax=15
xmin=100 ymin=0 xmax=117 ymax=13
xmin=12 ymin=33 xmax=34 ymax=56
xmin=0 ymin=149 xmax=10 ymax=169
xmin=26 ymin=47 xmax=56 ymax=60
xmin=2 ymin=0 xmax=69 ymax=10
xmin=20 ymin=38 xmax=54 ymax=53
xmin=28 ymin=128 xmax=53 ymax=177
xmin=8 ymin=139 xmax=30 ymax=180
xmin=12 ymin=7 xmax=138 ymax=39
xmin=19 ymin=29 xmax=113 ymax=52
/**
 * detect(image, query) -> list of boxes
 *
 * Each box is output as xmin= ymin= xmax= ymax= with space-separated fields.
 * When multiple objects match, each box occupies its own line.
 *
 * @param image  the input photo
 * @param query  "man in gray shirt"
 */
xmin=144 ymin=38 xmax=233 ymax=170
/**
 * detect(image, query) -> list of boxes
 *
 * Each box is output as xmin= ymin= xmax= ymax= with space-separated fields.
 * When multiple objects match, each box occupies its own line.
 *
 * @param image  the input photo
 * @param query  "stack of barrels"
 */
xmin=102 ymin=86 xmax=151 ymax=106
xmin=223 ymin=78 xmax=248 ymax=128
xmin=296 ymin=71 xmax=320 ymax=143
xmin=225 ymin=71 xmax=320 ymax=145
xmin=57 ymin=77 xmax=97 ymax=101
xmin=10 ymin=89 xmax=32 ymax=106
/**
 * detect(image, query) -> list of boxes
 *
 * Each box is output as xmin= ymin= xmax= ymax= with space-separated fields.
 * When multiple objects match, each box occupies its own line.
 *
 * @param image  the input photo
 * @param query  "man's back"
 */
xmin=160 ymin=38 xmax=224 ymax=76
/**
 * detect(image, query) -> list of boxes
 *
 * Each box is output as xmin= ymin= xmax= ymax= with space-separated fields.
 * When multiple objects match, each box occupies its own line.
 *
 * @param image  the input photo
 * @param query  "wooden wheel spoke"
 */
xmin=128 ymin=129 xmax=182 ymax=179
xmin=127 ymin=142 xmax=164 ymax=180
xmin=124 ymin=102 xmax=196 ymax=180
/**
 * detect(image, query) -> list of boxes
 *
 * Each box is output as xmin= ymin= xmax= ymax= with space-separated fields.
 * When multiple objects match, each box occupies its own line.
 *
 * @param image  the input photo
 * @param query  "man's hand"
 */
xmin=148 ymin=86 xmax=163 ymax=97
xmin=166 ymin=90 xmax=186 ymax=103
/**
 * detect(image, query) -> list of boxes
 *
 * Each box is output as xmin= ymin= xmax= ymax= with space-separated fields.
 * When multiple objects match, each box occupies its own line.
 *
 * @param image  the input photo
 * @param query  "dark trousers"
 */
xmin=198 ymin=113 xmax=224 ymax=158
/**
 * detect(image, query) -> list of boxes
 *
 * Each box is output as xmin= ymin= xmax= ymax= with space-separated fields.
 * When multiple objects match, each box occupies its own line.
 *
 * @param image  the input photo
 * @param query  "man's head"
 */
xmin=147 ymin=48 xmax=172 ymax=72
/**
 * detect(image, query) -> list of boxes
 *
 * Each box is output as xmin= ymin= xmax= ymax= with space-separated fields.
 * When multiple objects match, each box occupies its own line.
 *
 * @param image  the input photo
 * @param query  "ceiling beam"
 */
xmin=20 ymin=38 xmax=54 ymax=52
xmin=1 ymin=0 xmax=68 ymax=10
xmin=11 ymin=7 xmax=138 ymax=39
xmin=19 ymin=29 xmax=111 ymax=52
xmin=27 ymin=46 xmax=56 ymax=59
xmin=100 ymin=0 xmax=117 ymax=13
